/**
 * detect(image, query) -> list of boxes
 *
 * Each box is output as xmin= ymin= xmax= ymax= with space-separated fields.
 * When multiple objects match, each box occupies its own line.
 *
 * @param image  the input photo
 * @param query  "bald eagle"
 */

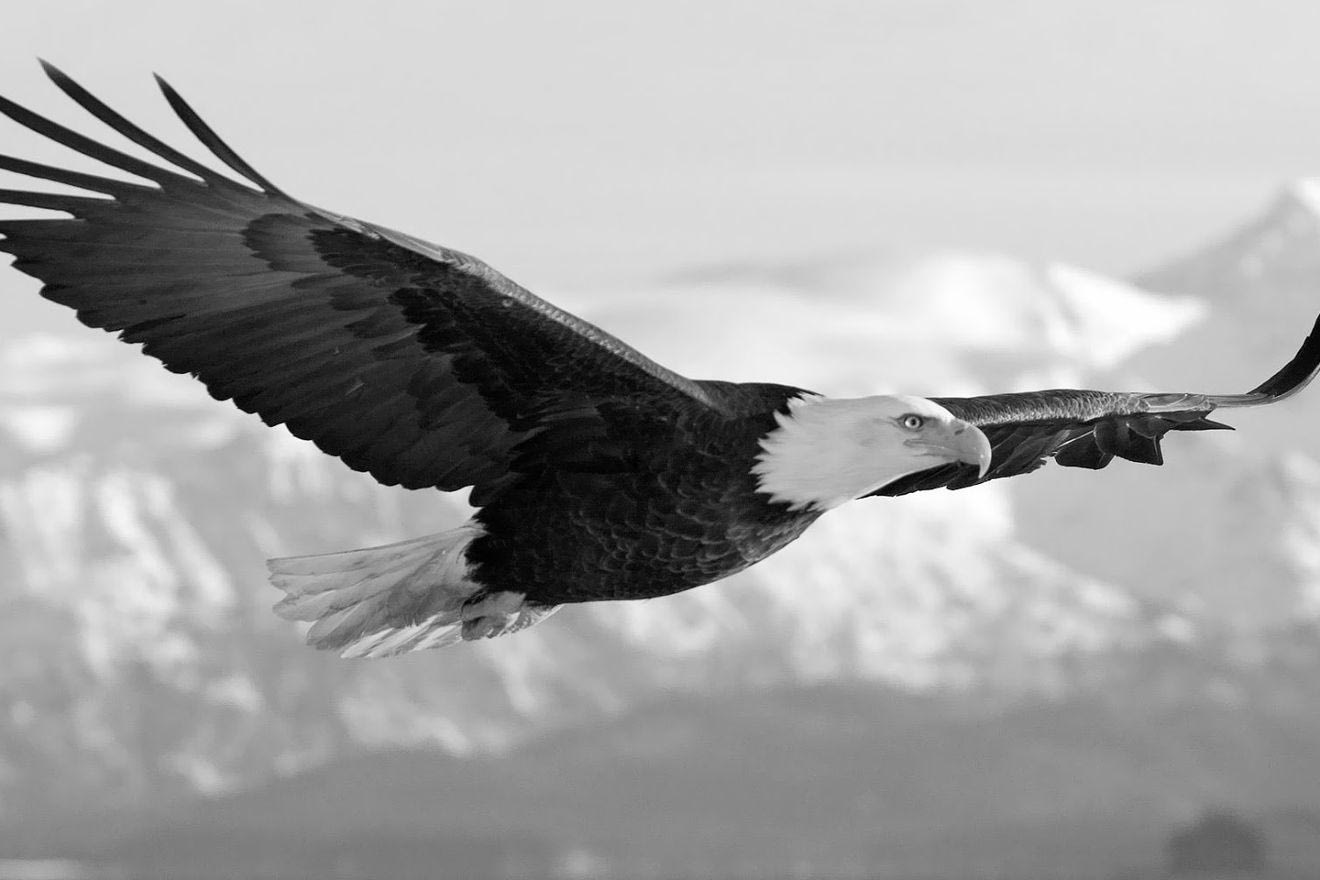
xmin=1 ymin=64 xmax=1316 ymax=657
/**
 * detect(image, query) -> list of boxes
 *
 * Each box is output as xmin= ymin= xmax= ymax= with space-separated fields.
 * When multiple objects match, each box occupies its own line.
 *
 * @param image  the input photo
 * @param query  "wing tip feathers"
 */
xmin=151 ymin=72 xmax=288 ymax=197
xmin=37 ymin=58 xmax=67 ymax=85
xmin=1244 ymin=311 xmax=1320 ymax=401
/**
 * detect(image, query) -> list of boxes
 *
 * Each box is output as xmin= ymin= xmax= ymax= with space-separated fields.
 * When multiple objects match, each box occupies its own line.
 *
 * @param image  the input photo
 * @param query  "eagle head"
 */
xmin=752 ymin=394 xmax=992 ymax=511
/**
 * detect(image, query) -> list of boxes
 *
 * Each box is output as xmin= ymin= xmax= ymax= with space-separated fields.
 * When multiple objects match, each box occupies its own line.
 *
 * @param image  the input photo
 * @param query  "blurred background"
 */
xmin=3 ymin=2 xmax=1320 ymax=878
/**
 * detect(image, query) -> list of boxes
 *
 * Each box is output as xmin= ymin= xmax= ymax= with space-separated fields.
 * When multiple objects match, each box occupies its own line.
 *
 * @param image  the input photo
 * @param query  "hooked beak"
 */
xmin=905 ymin=419 xmax=992 ymax=478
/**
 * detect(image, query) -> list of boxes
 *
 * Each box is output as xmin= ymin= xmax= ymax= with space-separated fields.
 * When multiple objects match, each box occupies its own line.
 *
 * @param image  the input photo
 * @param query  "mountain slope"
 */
xmin=90 ymin=678 xmax=1320 ymax=879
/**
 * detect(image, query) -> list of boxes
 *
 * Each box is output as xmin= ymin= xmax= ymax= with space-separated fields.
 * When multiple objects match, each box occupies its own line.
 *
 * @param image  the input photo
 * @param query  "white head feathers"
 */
xmin=752 ymin=394 xmax=991 ymax=511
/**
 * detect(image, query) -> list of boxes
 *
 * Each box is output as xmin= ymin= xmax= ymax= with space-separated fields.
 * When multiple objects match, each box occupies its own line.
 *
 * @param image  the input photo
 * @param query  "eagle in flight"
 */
xmin=1 ymin=64 xmax=1316 ymax=657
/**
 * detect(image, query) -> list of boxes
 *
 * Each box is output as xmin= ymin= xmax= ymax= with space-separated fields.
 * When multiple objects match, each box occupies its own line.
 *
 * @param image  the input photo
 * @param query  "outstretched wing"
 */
xmin=0 ymin=63 xmax=716 ymax=505
xmin=877 ymin=314 xmax=1320 ymax=496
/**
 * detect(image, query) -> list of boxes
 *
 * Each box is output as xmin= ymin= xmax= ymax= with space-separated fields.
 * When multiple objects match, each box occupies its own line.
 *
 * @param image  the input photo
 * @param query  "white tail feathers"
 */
xmin=269 ymin=524 xmax=556 ymax=658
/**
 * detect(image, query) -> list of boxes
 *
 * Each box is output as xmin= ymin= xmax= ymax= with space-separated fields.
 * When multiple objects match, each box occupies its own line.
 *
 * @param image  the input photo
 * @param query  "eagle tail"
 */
xmin=268 ymin=525 xmax=508 ymax=658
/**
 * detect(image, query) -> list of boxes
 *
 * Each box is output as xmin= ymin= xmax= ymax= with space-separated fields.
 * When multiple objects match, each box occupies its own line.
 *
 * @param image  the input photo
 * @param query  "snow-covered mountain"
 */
xmin=2 ymin=207 xmax=1319 ymax=857
xmin=581 ymin=250 xmax=1204 ymax=395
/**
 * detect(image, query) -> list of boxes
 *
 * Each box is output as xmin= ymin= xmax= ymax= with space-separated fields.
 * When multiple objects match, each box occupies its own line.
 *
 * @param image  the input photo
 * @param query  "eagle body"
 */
xmin=467 ymin=382 xmax=822 ymax=606
xmin=2 ymin=64 xmax=1319 ymax=657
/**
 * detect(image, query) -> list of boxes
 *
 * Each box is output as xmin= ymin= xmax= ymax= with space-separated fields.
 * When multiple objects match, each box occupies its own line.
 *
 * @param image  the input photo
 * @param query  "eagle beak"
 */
xmin=955 ymin=422 xmax=993 ymax=478
xmin=905 ymin=420 xmax=993 ymax=478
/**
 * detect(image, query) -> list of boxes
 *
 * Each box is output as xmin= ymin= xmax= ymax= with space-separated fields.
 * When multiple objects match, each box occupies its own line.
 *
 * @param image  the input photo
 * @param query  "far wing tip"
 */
xmin=1245 ymin=310 xmax=1320 ymax=401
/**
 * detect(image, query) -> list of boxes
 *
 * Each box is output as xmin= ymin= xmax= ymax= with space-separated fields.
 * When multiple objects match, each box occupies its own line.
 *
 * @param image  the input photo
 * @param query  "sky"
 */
xmin=4 ymin=1 xmax=1320 ymax=333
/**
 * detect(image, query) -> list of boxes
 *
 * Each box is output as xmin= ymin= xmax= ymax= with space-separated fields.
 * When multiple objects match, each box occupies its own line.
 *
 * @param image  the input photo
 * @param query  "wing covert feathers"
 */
xmin=879 ymin=312 xmax=1320 ymax=496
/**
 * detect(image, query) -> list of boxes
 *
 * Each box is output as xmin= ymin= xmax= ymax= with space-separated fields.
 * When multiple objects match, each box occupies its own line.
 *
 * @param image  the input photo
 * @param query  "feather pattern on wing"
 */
xmin=0 ymin=63 xmax=717 ymax=506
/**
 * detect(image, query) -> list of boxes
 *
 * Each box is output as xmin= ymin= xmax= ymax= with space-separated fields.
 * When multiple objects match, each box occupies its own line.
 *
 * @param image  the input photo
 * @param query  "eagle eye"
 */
xmin=900 ymin=414 xmax=924 ymax=431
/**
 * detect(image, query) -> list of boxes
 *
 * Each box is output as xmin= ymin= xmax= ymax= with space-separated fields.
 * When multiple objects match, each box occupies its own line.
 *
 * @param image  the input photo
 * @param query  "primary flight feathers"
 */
xmin=2 ymin=63 xmax=1316 ymax=657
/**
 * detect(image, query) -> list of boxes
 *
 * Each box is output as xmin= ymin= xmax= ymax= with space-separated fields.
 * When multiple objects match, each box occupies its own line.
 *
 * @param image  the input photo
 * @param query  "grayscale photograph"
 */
xmin=2 ymin=2 xmax=1320 ymax=879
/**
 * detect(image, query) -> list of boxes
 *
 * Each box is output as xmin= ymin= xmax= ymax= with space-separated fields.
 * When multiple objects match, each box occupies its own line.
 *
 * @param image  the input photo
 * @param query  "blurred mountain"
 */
xmin=83 ymin=676 xmax=1320 ymax=879
xmin=4 ymin=190 xmax=1320 ymax=870
xmin=1137 ymin=180 xmax=1320 ymax=348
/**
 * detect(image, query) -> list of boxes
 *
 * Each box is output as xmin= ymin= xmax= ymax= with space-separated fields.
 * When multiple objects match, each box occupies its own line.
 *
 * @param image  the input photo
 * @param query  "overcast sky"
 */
xmin=4 ymin=1 xmax=1320 ymax=333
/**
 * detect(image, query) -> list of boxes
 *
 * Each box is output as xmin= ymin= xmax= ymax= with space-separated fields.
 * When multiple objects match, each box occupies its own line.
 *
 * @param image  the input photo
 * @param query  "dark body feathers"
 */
xmin=468 ymin=383 xmax=822 ymax=603
xmin=2 ymin=64 xmax=1319 ymax=613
